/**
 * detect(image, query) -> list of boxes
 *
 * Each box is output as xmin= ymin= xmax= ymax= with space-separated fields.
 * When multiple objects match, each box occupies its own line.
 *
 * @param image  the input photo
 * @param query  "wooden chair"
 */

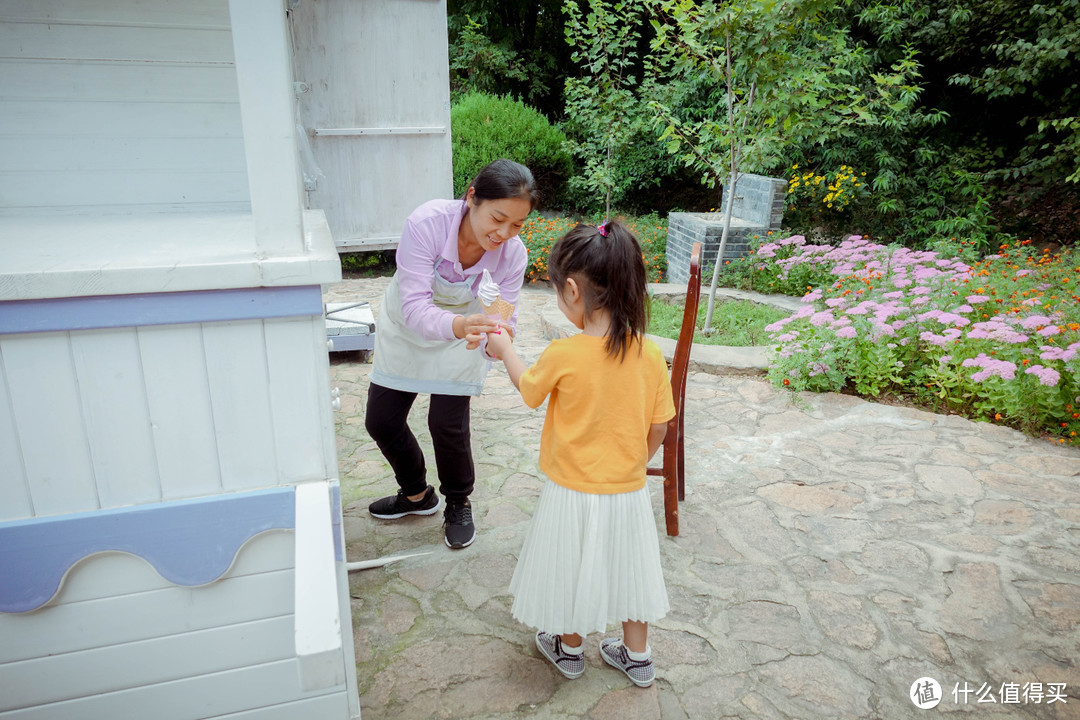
xmin=648 ymin=242 xmax=702 ymax=537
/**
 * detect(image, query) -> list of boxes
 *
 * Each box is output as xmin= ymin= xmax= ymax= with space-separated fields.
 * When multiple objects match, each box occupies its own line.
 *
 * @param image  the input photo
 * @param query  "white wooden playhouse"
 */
xmin=0 ymin=0 xmax=452 ymax=718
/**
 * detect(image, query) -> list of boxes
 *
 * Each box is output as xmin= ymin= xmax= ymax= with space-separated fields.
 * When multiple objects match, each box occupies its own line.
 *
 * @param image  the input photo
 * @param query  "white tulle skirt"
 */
xmin=509 ymin=480 xmax=670 ymax=636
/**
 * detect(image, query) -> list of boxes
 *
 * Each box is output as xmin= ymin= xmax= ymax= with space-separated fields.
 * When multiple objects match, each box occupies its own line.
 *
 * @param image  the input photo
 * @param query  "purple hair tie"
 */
xmin=597 ymin=221 xmax=608 ymax=237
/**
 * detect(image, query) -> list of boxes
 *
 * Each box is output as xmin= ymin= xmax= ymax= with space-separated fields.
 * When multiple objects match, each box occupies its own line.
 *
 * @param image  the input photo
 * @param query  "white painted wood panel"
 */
xmin=207 ymin=693 xmax=351 ymax=720
xmin=138 ymin=324 xmax=223 ymax=500
xmin=0 ymin=567 xmax=294 ymax=663
xmin=228 ymin=0 xmax=305 ymax=256
xmin=5 ymin=171 xmax=250 ymax=210
xmin=318 ymin=135 xmax=454 ymax=247
xmin=1 ymin=616 xmax=296 ymax=711
xmin=294 ymin=481 xmax=341 ymax=690
xmin=203 ymin=322 xmax=278 ymax=492
xmin=0 ymin=659 xmax=341 ymax=720
xmin=1 ymin=21 xmax=234 ymax=63
xmin=291 ymin=0 xmax=450 ymax=127
xmin=2 ymin=137 xmax=246 ymax=173
xmin=71 ymin=328 xmax=162 ymax=507
xmin=0 ymin=24 xmax=245 ymax=209
xmin=1 ymin=313 xmax=338 ymax=516
xmin=266 ymin=318 xmax=328 ymax=483
xmin=311 ymin=319 xmax=341 ymax=475
xmin=0 ymin=351 xmax=32 ymax=519
xmin=0 ymin=0 xmax=230 ymax=26
xmin=0 ymin=100 xmax=243 ymax=138
xmin=0 ymin=61 xmax=240 ymax=103
xmin=1 ymin=333 xmax=99 ymax=516
xmin=290 ymin=0 xmax=453 ymax=248
xmin=335 ymin=549 xmax=362 ymax=720
xmin=0 ymin=211 xmax=340 ymax=301
xmin=48 ymin=530 xmax=294 ymax=606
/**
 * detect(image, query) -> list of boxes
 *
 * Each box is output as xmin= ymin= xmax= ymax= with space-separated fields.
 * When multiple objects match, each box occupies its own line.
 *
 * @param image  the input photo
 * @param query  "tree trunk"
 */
xmin=702 ymin=169 xmax=739 ymax=334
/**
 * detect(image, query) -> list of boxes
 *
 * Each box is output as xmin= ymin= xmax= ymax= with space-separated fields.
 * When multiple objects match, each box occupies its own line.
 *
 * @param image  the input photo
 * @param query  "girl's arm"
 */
xmin=485 ymin=330 xmax=526 ymax=389
xmin=647 ymin=422 xmax=668 ymax=461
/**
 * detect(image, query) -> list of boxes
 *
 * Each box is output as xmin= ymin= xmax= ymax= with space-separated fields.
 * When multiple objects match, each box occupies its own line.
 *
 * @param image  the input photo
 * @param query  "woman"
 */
xmin=365 ymin=159 xmax=537 ymax=549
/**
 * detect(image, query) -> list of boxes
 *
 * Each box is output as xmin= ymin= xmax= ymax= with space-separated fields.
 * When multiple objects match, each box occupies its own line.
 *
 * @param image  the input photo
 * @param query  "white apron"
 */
xmin=369 ymin=271 xmax=490 ymax=396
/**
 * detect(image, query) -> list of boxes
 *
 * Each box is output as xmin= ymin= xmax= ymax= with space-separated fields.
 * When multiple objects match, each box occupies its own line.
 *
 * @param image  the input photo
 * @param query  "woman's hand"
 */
xmin=454 ymin=313 xmax=501 ymax=350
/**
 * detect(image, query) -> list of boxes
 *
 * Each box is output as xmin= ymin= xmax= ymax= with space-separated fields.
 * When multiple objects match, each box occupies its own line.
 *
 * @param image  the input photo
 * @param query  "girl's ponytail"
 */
xmin=548 ymin=219 xmax=648 ymax=360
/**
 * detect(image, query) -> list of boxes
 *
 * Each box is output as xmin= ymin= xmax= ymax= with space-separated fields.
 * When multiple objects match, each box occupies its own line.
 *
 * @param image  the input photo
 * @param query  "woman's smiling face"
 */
xmin=465 ymin=189 xmax=531 ymax=253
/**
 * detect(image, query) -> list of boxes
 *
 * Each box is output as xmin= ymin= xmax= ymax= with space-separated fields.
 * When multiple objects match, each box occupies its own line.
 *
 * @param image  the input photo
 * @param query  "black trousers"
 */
xmin=364 ymin=382 xmax=474 ymax=503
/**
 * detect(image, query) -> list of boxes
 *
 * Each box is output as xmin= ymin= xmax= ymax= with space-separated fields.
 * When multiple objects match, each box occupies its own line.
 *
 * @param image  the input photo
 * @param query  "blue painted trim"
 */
xmin=0 ymin=286 xmax=324 ymax=335
xmin=0 ymin=487 xmax=295 ymax=613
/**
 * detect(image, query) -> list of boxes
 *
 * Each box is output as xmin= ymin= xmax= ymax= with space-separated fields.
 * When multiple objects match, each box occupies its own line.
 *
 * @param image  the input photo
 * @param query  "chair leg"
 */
xmin=663 ymin=469 xmax=679 ymax=537
xmin=676 ymin=430 xmax=686 ymax=503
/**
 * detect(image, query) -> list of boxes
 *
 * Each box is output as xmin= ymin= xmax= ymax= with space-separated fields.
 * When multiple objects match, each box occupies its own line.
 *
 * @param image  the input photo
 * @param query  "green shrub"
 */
xmin=451 ymin=92 xmax=573 ymax=205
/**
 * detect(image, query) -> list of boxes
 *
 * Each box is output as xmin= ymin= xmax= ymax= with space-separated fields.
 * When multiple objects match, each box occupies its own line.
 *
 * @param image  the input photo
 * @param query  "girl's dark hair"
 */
xmin=467 ymin=158 xmax=539 ymax=209
xmin=548 ymin=219 xmax=648 ymax=361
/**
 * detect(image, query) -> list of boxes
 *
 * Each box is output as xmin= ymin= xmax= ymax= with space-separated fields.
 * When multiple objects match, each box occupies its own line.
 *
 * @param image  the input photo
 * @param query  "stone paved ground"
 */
xmin=327 ymin=278 xmax=1080 ymax=720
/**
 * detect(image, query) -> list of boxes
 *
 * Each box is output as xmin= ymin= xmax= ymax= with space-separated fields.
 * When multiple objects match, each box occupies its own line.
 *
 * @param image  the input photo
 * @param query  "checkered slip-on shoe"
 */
xmin=600 ymin=638 xmax=655 ymax=687
xmin=535 ymin=631 xmax=585 ymax=679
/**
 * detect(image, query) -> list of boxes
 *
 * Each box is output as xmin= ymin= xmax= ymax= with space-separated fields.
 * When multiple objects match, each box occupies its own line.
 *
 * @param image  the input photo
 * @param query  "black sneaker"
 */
xmin=600 ymin=638 xmax=655 ymax=687
xmin=443 ymin=499 xmax=476 ymax=549
xmin=368 ymin=486 xmax=441 ymax=519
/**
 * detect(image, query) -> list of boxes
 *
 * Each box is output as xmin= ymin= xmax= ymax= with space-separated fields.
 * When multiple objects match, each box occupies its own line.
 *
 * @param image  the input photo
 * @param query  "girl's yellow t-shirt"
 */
xmin=519 ymin=334 xmax=676 ymax=494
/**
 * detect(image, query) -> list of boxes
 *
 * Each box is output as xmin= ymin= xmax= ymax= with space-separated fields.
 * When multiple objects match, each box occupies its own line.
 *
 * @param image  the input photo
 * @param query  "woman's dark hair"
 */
xmin=547 ymin=219 xmax=648 ymax=361
xmin=467 ymin=158 xmax=539 ymax=209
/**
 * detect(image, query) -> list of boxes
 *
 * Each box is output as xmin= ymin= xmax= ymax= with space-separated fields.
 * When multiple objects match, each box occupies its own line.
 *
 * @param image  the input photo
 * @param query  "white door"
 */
xmin=289 ymin=0 xmax=454 ymax=251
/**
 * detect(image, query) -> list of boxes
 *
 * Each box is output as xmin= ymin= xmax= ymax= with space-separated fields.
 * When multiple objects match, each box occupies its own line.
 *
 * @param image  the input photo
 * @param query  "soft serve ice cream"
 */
xmin=477 ymin=269 xmax=514 ymax=321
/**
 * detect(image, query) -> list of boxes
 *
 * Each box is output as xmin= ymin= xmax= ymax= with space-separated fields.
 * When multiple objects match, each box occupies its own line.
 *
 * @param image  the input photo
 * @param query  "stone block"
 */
xmin=666 ymin=173 xmax=787 ymax=284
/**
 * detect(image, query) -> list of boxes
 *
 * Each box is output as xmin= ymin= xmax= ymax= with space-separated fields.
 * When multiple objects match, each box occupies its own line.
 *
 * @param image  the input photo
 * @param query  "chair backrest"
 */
xmin=669 ymin=242 xmax=702 ymax=416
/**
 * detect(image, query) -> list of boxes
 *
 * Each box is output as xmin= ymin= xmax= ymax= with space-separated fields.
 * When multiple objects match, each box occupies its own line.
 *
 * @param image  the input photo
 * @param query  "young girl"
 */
xmin=485 ymin=219 xmax=674 ymax=687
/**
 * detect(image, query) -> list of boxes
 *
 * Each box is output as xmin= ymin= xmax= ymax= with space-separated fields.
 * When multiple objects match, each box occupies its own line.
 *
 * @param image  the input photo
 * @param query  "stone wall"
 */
xmin=666 ymin=173 xmax=787 ymax=284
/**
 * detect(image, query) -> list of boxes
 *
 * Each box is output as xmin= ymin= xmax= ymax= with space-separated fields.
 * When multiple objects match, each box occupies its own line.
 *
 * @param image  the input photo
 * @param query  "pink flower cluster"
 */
xmin=1040 ymin=342 xmax=1080 ymax=362
xmin=1024 ymin=365 xmax=1061 ymax=387
xmin=762 ymin=233 xmax=1077 ymax=404
xmin=961 ymin=354 xmax=1018 ymax=382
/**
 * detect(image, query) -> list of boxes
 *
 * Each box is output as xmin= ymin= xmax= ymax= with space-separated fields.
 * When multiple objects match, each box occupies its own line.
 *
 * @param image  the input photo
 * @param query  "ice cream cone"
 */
xmin=483 ymin=297 xmax=515 ymax=322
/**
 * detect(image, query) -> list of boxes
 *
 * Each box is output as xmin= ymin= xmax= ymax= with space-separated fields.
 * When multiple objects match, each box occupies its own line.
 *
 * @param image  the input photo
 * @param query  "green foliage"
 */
xmin=646 ymin=0 xmax=894 ymax=188
xmin=839 ymin=0 xmax=1080 ymax=245
xmin=562 ymin=1 xmax=658 ymax=213
xmin=648 ymin=297 xmax=789 ymax=346
xmin=449 ymin=16 xmax=529 ymax=101
xmin=450 ymin=92 xmax=574 ymax=202
xmin=935 ymin=0 xmax=1080 ymax=185
xmin=339 ymin=251 xmax=396 ymax=277
xmin=447 ymin=0 xmax=572 ymax=117
xmin=449 ymin=1 xmax=1078 ymax=248
xmin=520 ymin=211 xmax=668 ymax=283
